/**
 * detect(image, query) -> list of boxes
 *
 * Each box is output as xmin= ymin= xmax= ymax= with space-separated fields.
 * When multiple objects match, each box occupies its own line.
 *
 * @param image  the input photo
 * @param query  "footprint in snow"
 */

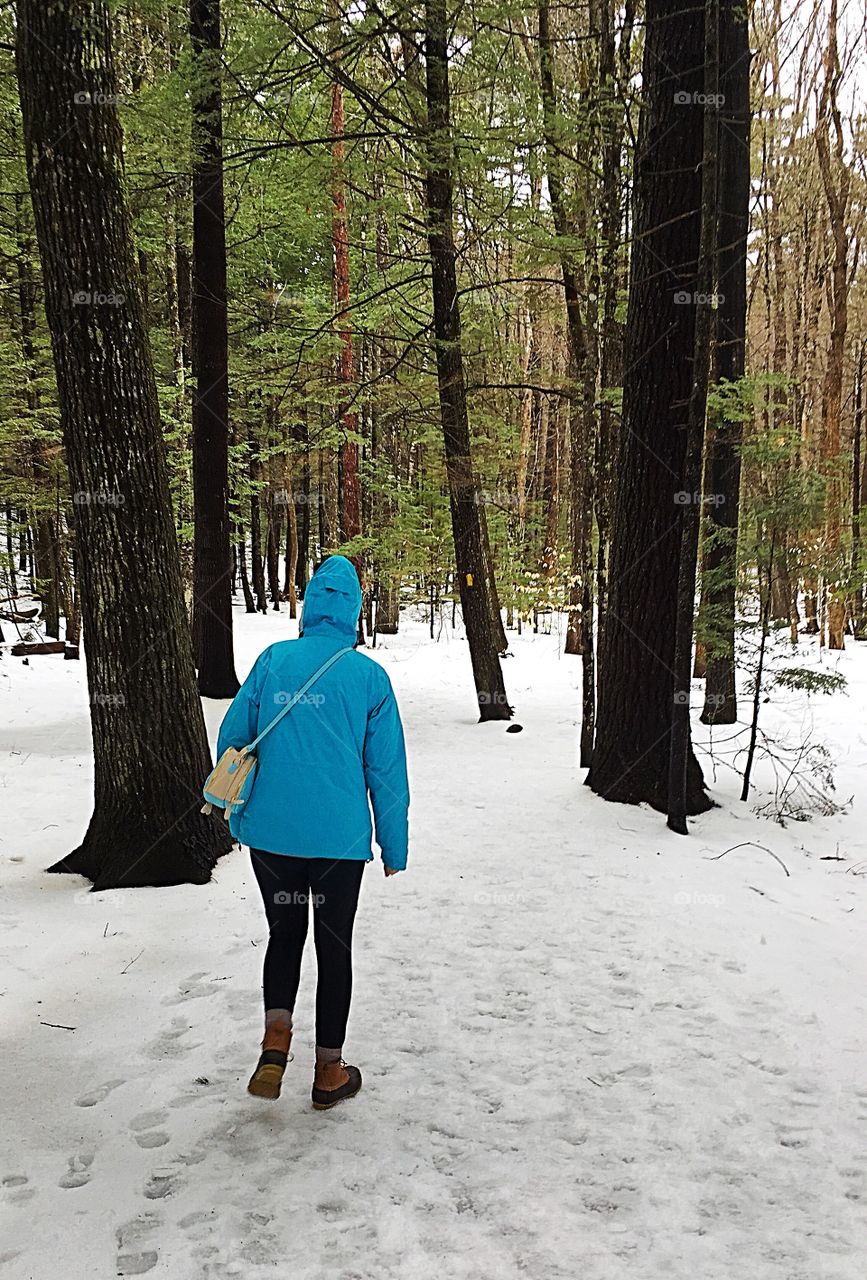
xmin=1 ymin=1174 xmax=34 ymax=1206
xmin=75 ymin=1078 xmax=125 ymax=1108
xmin=163 ymin=973 xmax=227 ymax=1006
xmin=130 ymin=1110 xmax=171 ymax=1149
xmin=144 ymin=1019 xmax=195 ymax=1062
xmin=116 ymin=1214 xmax=160 ymax=1276
xmin=59 ymin=1151 xmax=94 ymax=1189
xmin=144 ymin=1166 xmax=181 ymax=1199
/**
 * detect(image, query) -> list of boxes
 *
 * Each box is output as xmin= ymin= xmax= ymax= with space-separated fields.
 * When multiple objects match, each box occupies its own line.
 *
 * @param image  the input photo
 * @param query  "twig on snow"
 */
xmin=708 ymin=842 xmax=790 ymax=877
xmin=121 ymin=949 xmax=144 ymax=973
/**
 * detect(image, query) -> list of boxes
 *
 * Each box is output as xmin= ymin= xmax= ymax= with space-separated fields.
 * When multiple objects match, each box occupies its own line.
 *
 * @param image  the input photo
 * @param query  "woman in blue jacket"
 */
xmin=216 ymin=555 xmax=409 ymax=1109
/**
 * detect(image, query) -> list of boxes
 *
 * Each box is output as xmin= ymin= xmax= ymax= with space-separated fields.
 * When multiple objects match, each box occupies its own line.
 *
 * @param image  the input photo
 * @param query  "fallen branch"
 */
xmin=709 ymin=842 xmax=790 ymax=877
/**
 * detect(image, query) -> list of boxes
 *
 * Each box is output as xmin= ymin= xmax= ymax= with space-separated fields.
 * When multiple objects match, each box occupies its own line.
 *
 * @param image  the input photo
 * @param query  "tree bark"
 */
xmin=700 ymin=0 xmax=749 ymax=723
xmin=852 ymin=344 xmax=865 ymax=632
xmin=330 ymin=32 xmax=362 ymax=556
xmin=424 ymin=0 xmax=511 ymax=720
xmin=249 ymin=437 xmax=267 ymax=613
xmin=189 ymin=0 xmax=238 ymax=696
xmin=17 ymin=0 xmax=232 ymax=887
xmin=587 ymin=0 xmax=710 ymax=814
xmin=237 ymin=533 xmax=255 ymax=613
xmin=291 ymin=411 xmax=310 ymax=600
xmin=815 ymin=0 xmax=851 ymax=651
xmin=667 ymin=0 xmax=719 ymax=832
xmin=266 ymin=493 xmax=282 ymax=611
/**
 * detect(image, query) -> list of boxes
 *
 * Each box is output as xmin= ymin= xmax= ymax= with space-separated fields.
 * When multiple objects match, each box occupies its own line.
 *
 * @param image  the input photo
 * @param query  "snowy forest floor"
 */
xmin=2 ymin=606 xmax=867 ymax=1280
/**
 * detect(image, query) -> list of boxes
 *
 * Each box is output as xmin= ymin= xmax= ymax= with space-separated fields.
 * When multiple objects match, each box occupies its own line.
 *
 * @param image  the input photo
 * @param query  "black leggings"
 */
xmin=250 ymin=849 xmax=366 ymax=1049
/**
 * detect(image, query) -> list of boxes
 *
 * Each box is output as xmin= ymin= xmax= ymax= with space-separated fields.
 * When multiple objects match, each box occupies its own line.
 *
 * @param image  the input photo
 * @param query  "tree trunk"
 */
xmin=377 ymin=582 xmax=400 ymax=634
xmin=17 ymin=0 xmax=232 ymax=887
xmin=292 ymin=412 xmax=310 ymax=599
xmin=816 ymin=0 xmax=851 ymax=651
xmin=667 ymin=0 xmax=719 ymax=832
xmin=700 ymin=0 xmax=749 ymax=724
xmin=595 ymin=0 xmax=631 ymax=662
xmin=587 ymin=0 xmax=710 ymax=815
xmin=283 ymin=485 xmax=299 ymax=618
xmin=852 ymin=344 xmax=865 ymax=633
xmin=237 ymin=532 xmax=255 ymax=613
xmin=330 ymin=41 xmax=362 ymax=556
xmin=266 ymin=495 xmax=281 ymax=611
xmin=424 ymin=0 xmax=511 ymax=721
xmin=249 ymin=440 xmax=267 ymax=613
xmin=189 ymin=0 xmax=238 ymax=696
xmin=5 ymin=505 xmax=18 ymax=599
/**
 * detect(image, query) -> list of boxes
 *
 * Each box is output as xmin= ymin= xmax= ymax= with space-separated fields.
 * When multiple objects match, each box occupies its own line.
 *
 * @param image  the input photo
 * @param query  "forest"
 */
xmin=2 ymin=2 xmax=867 ymax=1276
xmin=3 ymin=0 xmax=865 ymax=888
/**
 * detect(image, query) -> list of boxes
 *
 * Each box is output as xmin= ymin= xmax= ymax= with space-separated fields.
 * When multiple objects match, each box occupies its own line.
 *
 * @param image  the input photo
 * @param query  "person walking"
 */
xmin=216 ymin=555 xmax=409 ymax=1108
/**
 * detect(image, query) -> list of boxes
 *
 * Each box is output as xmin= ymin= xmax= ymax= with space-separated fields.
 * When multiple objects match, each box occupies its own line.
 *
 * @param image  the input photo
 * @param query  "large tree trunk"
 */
xmin=424 ymin=0 xmax=511 ymax=721
xmin=595 ymin=0 xmax=631 ymax=662
xmin=189 ymin=0 xmax=238 ymax=696
xmin=587 ymin=0 xmax=710 ymax=814
xmin=815 ymin=0 xmax=851 ymax=652
xmin=17 ymin=0 xmax=232 ymax=887
xmin=700 ymin=0 xmax=749 ymax=724
xmin=667 ymin=0 xmax=719 ymax=832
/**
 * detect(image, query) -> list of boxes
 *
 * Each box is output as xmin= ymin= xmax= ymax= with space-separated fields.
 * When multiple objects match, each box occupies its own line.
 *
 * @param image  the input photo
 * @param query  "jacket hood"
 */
xmin=301 ymin=555 xmax=361 ymax=640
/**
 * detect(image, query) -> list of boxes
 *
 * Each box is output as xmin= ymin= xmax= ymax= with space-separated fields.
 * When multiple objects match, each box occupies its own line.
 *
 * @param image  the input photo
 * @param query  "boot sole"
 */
xmin=311 ymin=1079 xmax=362 ymax=1110
xmin=247 ymin=1064 xmax=285 ymax=1100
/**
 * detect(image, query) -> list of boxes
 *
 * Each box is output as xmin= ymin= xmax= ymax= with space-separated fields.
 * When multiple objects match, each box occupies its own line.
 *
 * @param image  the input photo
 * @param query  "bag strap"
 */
xmin=245 ymin=646 xmax=353 ymax=752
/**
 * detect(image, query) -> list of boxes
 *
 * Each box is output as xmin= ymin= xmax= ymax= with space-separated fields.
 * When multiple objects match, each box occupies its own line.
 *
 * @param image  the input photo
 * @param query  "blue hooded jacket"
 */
xmin=216 ymin=556 xmax=410 ymax=869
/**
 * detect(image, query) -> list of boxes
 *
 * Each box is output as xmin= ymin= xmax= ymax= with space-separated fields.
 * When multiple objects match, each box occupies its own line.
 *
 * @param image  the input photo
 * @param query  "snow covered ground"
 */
xmin=1 ymin=605 xmax=867 ymax=1280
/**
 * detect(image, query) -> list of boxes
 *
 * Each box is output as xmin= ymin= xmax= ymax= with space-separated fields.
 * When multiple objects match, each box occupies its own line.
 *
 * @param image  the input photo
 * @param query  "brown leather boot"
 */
xmin=311 ymin=1059 xmax=362 ymax=1110
xmin=247 ymin=1023 xmax=292 ymax=1100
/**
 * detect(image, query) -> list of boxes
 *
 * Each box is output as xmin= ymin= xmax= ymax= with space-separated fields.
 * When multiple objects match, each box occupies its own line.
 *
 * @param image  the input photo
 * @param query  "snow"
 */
xmin=1 ymin=606 xmax=867 ymax=1279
